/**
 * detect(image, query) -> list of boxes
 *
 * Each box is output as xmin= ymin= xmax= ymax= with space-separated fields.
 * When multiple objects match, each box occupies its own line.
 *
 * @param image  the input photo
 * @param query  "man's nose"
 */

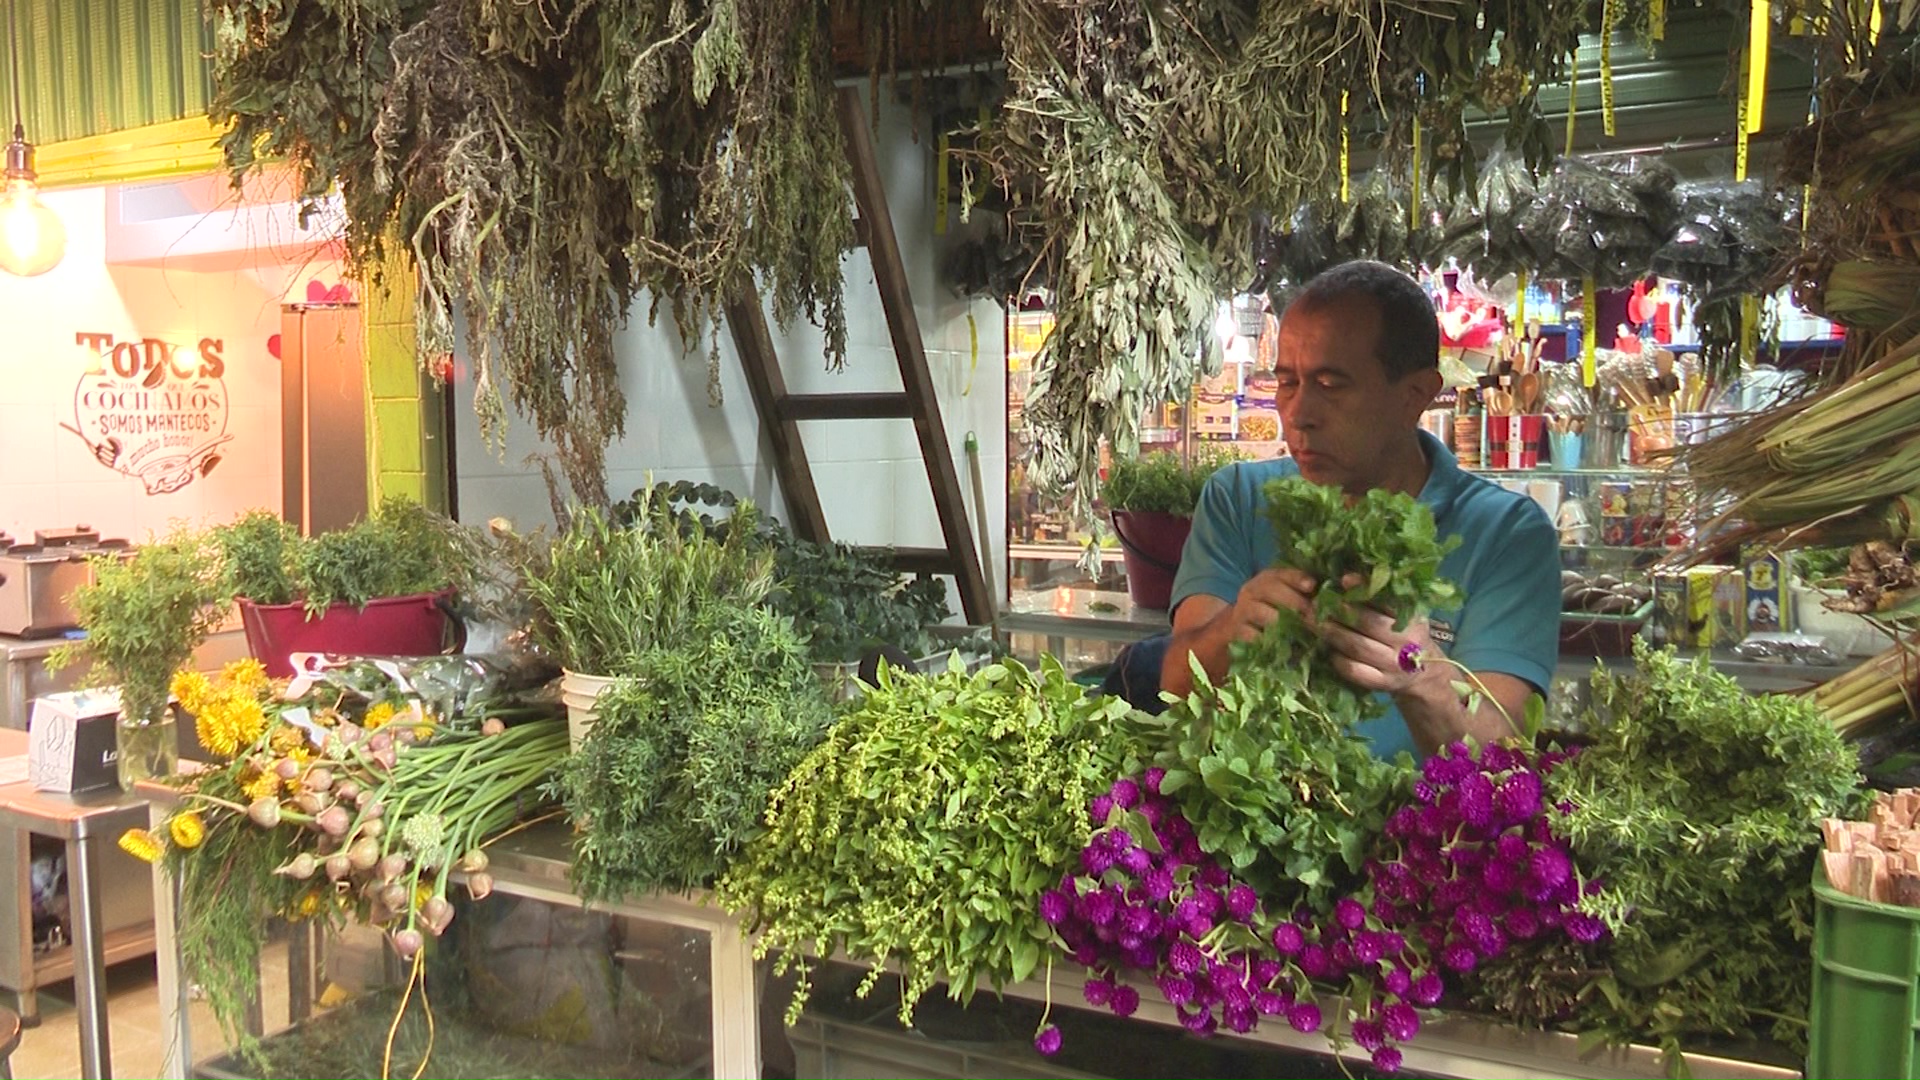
xmin=1283 ymin=390 xmax=1323 ymax=429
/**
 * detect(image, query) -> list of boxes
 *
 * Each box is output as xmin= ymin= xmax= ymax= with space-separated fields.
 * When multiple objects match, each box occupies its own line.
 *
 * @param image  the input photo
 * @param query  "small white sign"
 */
xmin=29 ymin=688 xmax=124 ymax=793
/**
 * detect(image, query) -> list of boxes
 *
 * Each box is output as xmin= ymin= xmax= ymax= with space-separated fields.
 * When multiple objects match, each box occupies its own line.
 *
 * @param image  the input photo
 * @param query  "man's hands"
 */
xmin=1223 ymin=568 xmax=1320 ymax=642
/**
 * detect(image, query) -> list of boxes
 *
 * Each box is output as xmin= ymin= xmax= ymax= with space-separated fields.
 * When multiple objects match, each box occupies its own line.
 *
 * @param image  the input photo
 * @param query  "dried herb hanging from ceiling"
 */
xmin=980 ymin=0 xmax=1589 ymax=511
xmin=207 ymin=0 xmax=859 ymax=503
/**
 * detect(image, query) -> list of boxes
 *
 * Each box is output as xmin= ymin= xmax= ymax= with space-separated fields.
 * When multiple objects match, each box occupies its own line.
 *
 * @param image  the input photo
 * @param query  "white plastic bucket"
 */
xmin=559 ymin=669 xmax=619 ymax=751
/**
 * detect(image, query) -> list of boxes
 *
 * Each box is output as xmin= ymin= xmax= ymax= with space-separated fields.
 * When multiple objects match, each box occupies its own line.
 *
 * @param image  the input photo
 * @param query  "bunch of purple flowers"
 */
xmin=1370 ymin=740 xmax=1609 ymax=971
xmin=1036 ymin=744 xmax=1604 ymax=1073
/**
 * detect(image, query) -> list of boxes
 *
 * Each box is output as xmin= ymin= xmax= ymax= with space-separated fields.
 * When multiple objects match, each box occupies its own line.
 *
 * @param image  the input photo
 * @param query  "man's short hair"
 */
xmin=1290 ymin=260 xmax=1439 ymax=382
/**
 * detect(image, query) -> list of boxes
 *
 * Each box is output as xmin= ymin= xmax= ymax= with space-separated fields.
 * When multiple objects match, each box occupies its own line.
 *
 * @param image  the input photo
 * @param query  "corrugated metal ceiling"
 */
xmin=0 ymin=0 xmax=212 ymax=146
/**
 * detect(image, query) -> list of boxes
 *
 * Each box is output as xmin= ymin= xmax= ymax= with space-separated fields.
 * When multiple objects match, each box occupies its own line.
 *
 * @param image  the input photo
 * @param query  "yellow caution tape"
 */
xmin=1747 ymin=0 xmax=1770 ymax=135
xmin=1582 ymin=276 xmax=1598 ymax=388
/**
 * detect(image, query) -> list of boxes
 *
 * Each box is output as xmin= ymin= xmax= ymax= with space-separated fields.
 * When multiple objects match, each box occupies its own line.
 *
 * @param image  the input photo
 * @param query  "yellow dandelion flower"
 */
xmin=243 ymin=772 xmax=282 ymax=801
xmin=196 ymin=709 xmax=241 ymax=758
xmin=363 ymin=702 xmax=398 ymax=731
xmin=414 ymin=883 xmax=433 ymax=910
xmin=290 ymin=745 xmax=312 ymax=766
xmin=223 ymin=658 xmax=268 ymax=694
xmin=294 ymin=889 xmax=322 ymax=920
xmin=269 ymin=725 xmax=306 ymax=755
xmin=168 ymin=812 xmax=206 ymax=849
xmin=170 ymin=670 xmax=212 ymax=715
xmin=118 ymin=828 xmax=164 ymax=864
xmin=229 ymin=698 xmax=267 ymax=747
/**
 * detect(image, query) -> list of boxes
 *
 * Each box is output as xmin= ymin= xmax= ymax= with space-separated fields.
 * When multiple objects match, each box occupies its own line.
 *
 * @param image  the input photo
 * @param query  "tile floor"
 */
xmin=10 ymin=943 xmax=291 ymax=1080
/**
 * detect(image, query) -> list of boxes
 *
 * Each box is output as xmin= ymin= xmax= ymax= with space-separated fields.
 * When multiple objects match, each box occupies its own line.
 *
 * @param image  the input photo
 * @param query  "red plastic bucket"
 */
xmin=238 ymin=591 xmax=459 ymax=678
xmin=1111 ymin=510 xmax=1192 ymax=611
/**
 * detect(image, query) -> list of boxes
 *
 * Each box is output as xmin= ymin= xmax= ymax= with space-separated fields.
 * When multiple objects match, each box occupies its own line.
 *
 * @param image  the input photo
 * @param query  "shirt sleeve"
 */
xmin=1446 ymin=501 xmax=1561 ymax=695
xmin=1169 ymin=465 xmax=1253 ymax=617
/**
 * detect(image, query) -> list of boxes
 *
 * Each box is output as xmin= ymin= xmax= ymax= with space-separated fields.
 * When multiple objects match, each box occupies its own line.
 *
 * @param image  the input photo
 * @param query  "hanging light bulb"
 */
xmin=0 ymin=0 xmax=62 ymax=278
xmin=1 ymin=127 xmax=65 ymax=277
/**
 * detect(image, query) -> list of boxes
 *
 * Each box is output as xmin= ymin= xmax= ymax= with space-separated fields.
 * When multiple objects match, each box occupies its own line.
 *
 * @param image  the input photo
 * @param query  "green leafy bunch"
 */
xmin=1137 ymin=477 xmax=1458 ymax=911
xmin=1529 ymin=641 xmax=1864 ymax=1056
xmin=49 ymin=527 xmax=229 ymax=726
xmin=214 ymin=499 xmax=479 ymax=615
xmin=1101 ymin=444 xmax=1242 ymax=517
xmin=626 ymin=481 xmax=953 ymax=663
xmin=718 ymin=655 xmax=1136 ymax=1027
xmin=563 ymin=604 xmax=833 ymax=899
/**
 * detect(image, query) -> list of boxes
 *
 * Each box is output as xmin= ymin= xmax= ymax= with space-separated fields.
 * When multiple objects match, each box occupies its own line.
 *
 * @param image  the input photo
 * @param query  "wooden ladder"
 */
xmin=724 ymin=85 xmax=992 ymax=625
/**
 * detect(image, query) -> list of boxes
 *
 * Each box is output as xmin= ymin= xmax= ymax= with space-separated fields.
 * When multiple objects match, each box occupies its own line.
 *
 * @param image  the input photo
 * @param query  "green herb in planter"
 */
xmin=562 ymin=604 xmax=831 ymax=899
xmin=718 ymin=655 xmax=1135 ymax=1026
xmin=1100 ymin=445 xmax=1242 ymax=517
xmin=526 ymin=491 xmax=774 ymax=675
xmin=49 ymin=528 xmax=229 ymax=730
xmin=1502 ymin=642 xmax=1865 ymax=1057
xmin=214 ymin=499 xmax=479 ymax=614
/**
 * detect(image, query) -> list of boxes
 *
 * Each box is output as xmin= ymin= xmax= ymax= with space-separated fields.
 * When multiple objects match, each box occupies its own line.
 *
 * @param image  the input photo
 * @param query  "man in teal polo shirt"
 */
xmin=1159 ymin=260 xmax=1560 ymax=760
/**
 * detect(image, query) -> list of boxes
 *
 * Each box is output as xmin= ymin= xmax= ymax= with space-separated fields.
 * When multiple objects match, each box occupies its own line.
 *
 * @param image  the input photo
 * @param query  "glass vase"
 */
xmin=117 ymin=705 xmax=177 ymax=790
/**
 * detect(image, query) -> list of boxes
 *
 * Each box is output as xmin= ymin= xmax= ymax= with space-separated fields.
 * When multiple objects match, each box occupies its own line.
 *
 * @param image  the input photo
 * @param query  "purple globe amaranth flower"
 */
xmin=1335 ymin=897 xmax=1367 ymax=931
xmin=1481 ymin=858 xmax=1519 ymax=894
xmin=1494 ymin=771 xmax=1543 ymax=826
xmin=1080 ymin=845 xmax=1115 ymax=876
xmin=1411 ymin=972 xmax=1445 ymax=1006
xmin=1566 ymin=912 xmax=1609 ymax=944
xmin=1505 ymin=906 xmax=1540 ymax=940
xmin=1126 ymin=944 xmax=1159 ymax=969
xmin=1455 ymin=907 xmax=1494 ymax=943
xmin=1138 ymin=800 xmax=1164 ymax=827
xmin=1373 ymin=1046 xmax=1404 ymax=1075
xmin=1034 ymin=1024 xmax=1063 ymax=1056
xmin=1299 ymin=944 xmax=1332 ymax=979
xmin=1072 ymin=942 xmax=1100 ymax=966
xmin=1143 ymin=766 xmax=1167 ymax=794
xmin=1178 ymin=836 xmax=1205 ymax=864
xmin=1253 ymin=957 xmax=1283 ymax=985
xmin=1383 ymin=966 xmax=1413 ymax=996
xmin=1123 ymin=905 xmax=1158 ymax=937
xmin=1330 ymin=939 xmax=1357 ymax=972
xmin=1529 ymin=846 xmax=1573 ymax=891
xmin=1418 ymin=924 xmax=1449 ymax=951
xmin=1039 ymin=889 xmax=1071 ymax=926
xmin=1271 ymin=922 xmax=1305 ymax=956
xmin=1456 ymin=773 xmax=1497 ymax=830
xmin=1169 ymin=940 xmax=1206 ymax=975
xmin=1110 ymin=984 xmax=1141 ymax=1017
xmin=1226 ymin=884 xmax=1259 ymax=922
xmin=1084 ymin=977 xmax=1114 ymax=1006
xmin=1471 ymin=923 xmax=1507 ymax=958
xmin=1120 ymin=846 xmax=1153 ymax=875
xmin=1379 ymin=930 xmax=1407 ymax=955
xmin=1184 ymin=911 xmax=1216 ymax=939
xmin=1197 ymin=862 xmax=1231 ymax=890
xmin=1372 ymin=898 xmax=1405 ymax=926
xmin=1224 ymin=1003 xmax=1257 ymax=1034
xmin=1352 ymin=1019 xmax=1387 ymax=1052
xmin=1288 ymin=1002 xmax=1323 ymax=1034
xmin=1354 ymin=931 xmax=1385 ymax=966
xmin=1118 ymin=932 xmax=1144 ymax=952
xmin=1441 ymin=942 xmax=1478 ymax=972
xmin=1254 ymin=990 xmax=1288 ymax=1015
xmin=1101 ymin=827 xmax=1135 ymax=853
xmin=1382 ymin=1002 xmax=1421 ymax=1042
xmin=1082 ymin=889 xmax=1117 ymax=926
xmin=1192 ymin=887 xmax=1224 ymax=917
xmin=1412 ymin=779 xmax=1437 ymax=806
xmin=1433 ymin=878 xmax=1473 ymax=910
xmin=1157 ymin=972 xmax=1195 ymax=1005
xmin=1111 ymin=777 xmax=1142 ymax=809
xmin=1494 ymin=831 xmax=1530 ymax=864
xmin=1447 ymin=845 xmax=1486 ymax=872
xmin=1397 ymin=641 xmax=1424 ymax=674
xmin=1089 ymin=794 xmax=1115 ymax=827
xmin=1480 ymin=743 xmax=1517 ymax=773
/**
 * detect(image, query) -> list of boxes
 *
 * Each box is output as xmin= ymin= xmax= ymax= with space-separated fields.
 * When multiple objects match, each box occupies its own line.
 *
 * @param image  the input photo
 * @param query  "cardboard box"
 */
xmin=1709 ymin=566 xmax=1748 ymax=646
xmin=1745 ymin=552 xmax=1794 ymax=634
xmin=28 ymin=688 xmax=123 ymax=793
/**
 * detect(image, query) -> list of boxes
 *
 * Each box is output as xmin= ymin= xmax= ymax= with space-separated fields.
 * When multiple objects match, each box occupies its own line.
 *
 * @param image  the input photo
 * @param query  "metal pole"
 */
xmin=65 ymin=836 xmax=110 ymax=1079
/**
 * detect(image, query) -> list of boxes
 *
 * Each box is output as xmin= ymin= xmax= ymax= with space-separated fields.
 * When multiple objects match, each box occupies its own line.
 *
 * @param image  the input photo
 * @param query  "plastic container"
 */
xmin=559 ymin=669 xmax=619 ymax=751
xmin=1109 ymin=510 xmax=1190 ymax=611
xmin=238 ymin=591 xmax=459 ymax=679
xmin=1810 ymin=863 xmax=1920 ymax=1079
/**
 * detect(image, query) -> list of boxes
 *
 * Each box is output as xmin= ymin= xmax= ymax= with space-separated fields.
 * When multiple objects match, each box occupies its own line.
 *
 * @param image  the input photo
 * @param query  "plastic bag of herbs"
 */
xmin=716 ymin=654 xmax=1136 ymax=1026
xmin=1462 ymin=641 xmax=1865 ymax=1064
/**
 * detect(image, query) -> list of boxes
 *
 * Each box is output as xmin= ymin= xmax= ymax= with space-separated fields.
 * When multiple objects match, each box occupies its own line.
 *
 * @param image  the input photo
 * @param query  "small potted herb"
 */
xmin=48 ymin=527 xmax=229 ymax=788
xmin=525 ymin=490 xmax=774 ymax=748
xmin=215 ymin=498 xmax=479 ymax=678
xmin=1101 ymin=445 xmax=1240 ymax=609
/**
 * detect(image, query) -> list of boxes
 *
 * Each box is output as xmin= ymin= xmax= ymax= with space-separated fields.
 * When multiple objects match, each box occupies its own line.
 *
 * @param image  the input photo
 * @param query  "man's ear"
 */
xmin=1402 ymin=368 xmax=1446 ymax=418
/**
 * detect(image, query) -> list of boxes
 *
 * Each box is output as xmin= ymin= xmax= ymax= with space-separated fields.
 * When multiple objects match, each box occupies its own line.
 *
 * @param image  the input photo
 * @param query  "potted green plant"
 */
xmin=215 ymin=498 xmax=479 ymax=678
xmin=47 ymin=527 xmax=228 ymax=788
xmin=1101 ymin=446 xmax=1240 ymax=609
xmin=525 ymin=490 xmax=774 ymax=749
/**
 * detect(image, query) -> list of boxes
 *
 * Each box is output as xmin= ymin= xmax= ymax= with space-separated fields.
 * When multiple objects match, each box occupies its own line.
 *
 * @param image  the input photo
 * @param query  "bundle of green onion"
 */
xmin=1682 ymin=329 xmax=1920 ymax=548
xmin=1814 ymin=636 xmax=1920 ymax=737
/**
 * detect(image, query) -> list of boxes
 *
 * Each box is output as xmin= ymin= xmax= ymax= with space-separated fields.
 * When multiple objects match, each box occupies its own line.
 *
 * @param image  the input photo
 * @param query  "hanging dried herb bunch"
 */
xmin=207 ymin=0 xmax=857 ymax=502
xmin=979 ymin=0 xmax=1589 ymax=512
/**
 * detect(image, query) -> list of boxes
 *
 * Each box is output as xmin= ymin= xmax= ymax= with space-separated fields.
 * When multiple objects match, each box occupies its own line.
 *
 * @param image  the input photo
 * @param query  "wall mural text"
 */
xmin=63 ymin=332 xmax=232 ymax=495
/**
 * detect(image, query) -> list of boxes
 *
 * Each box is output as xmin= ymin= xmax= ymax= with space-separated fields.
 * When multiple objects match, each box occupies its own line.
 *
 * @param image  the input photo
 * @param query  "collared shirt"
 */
xmin=1168 ymin=429 xmax=1560 ymax=761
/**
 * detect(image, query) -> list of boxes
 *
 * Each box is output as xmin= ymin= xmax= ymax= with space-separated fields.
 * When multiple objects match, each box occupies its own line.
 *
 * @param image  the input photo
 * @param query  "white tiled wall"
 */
xmin=451 ymin=93 xmax=1010 ymax=607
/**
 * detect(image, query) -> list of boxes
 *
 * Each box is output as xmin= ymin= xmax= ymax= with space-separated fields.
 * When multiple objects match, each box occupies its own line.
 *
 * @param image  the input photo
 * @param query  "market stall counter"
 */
xmin=141 ymin=819 xmax=1801 ymax=1080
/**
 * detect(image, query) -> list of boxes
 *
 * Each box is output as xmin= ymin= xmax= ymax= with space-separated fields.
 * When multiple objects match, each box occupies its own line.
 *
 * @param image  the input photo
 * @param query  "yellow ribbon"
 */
xmin=1340 ymin=91 xmax=1351 ymax=204
xmin=1736 ymin=47 xmax=1751 ymax=181
xmin=1582 ymin=276 xmax=1598 ymax=388
xmin=1869 ymin=0 xmax=1885 ymax=47
xmin=1747 ymin=0 xmax=1771 ymax=135
xmin=1601 ymin=0 xmax=1618 ymax=137
xmin=1651 ymin=0 xmax=1667 ymax=39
